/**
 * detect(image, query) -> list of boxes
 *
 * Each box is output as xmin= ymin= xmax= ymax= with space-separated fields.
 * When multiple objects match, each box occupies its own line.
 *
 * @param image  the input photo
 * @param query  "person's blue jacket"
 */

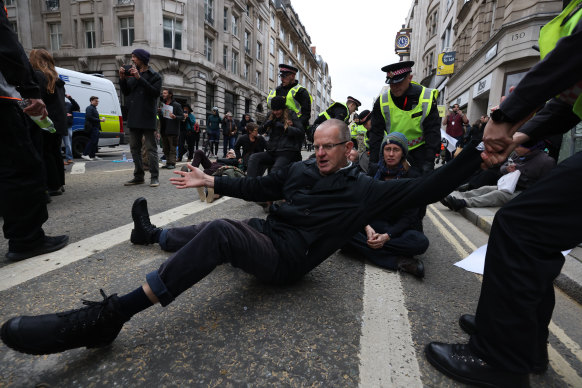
xmin=207 ymin=112 xmax=221 ymax=135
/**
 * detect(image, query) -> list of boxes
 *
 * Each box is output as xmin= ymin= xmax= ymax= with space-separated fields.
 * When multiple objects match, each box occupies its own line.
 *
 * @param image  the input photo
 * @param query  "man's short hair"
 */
xmin=90 ymin=96 xmax=98 ymax=102
xmin=164 ymin=88 xmax=173 ymax=96
xmin=246 ymin=122 xmax=259 ymax=132
xmin=315 ymin=119 xmax=351 ymax=142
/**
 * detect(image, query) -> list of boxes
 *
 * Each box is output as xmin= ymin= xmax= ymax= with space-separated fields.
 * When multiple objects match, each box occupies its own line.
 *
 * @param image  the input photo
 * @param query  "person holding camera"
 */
xmin=119 ymin=49 xmax=162 ymax=187
xmin=246 ymin=96 xmax=305 ymax=177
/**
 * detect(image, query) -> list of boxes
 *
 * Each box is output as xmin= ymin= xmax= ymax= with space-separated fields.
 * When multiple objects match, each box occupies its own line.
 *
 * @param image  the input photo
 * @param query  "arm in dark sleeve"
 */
xmin=312 ymin=113 xmax=325 ymax=127
xmin=331 ymin=104 xmax=349 ymax=121
xmin=119 ymin=78 xmax=130 ymax=96
xmin=214 ymin=162 xmax=289 ymax=201
xmin=500 ymin=19 xmax=582 ymax=122
xmin=421 ymin=99 xmax=442 ymax=163
xmin=85 ymin=105 xmax=100 ymax=124
xmin=233 ymin=136 xmax=244 ymax=159
xmin=368 ymin=98 xmax=385 ymax=164
xmin=139 ymin=72 xmax=162 ymax=98
xmin=173 ymin=102 xmax=183 ymax=119
xmin=0 ymin=7 xmax=41 ymax=99
xmin=296 ymin=88 xmax=312 ymax=126
xmin=518 ymin=98 xmax=580 ymax=141
xmin=68 ymin=96 xmax=80 ymax=112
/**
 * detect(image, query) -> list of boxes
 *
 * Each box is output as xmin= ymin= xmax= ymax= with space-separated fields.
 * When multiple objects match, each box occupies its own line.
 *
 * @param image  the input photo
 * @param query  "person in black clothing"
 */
xmin=0 ymin=119 xmax=487 ymax=356
xmin=159 ymin=88 xmax=183 ymax=169
xmin=0 ymin=1 xmax=69 ymax=261
xmin=29 ymin=49 xmax=68 ymax=196
xmin=221 ymin=112 xmax=240 ymax=157
xmin=178 ymin=104 xmax=197 ymax=161
xmin=425 ymin=6 xmax=582 ymax=387
xmin=267 ymin=64 xmax=312 ymax=129
xmin=246 ymin=96 xmax=305 ymax=177
xmin=308 ymin=96 xmax=361 ymax=141
xmin=120 ymin=48 xmax=162 ymax=187
xmin=233 ymin=122 xmax=267 ymax=170
xmin=82 ymin=96 xmax=106 ymax=161
xmin=63 ymin=93 xmax=80 ymax=164
xmin=368 ymin=61 xmax=441 ymax=178
xmin=238 ymin=113 xmax=254 ymax=135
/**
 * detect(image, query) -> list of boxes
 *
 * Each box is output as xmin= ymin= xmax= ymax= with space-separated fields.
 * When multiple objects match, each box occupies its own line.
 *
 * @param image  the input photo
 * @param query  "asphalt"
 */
xmin=458 ymin=205 xmax=582 ymax=305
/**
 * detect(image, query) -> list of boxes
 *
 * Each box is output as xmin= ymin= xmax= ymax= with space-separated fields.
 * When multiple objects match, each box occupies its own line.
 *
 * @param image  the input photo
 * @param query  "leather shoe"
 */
xmin=130 ymin=197 xmax=161 ymax=245
xmin=6 ymin=235 xmax=69 ymax=261
xmin=124 ymin=178 xmax=145 ymax=186
xmin=458 ymin=314 xmax=548 ymax=374
xmin=444 ymin=195 xmax=467 ymax=211
xmin=425 ymin=342 xmax=530 ymax=388
xmin=397 ymin=256 xmax=425 ymax=278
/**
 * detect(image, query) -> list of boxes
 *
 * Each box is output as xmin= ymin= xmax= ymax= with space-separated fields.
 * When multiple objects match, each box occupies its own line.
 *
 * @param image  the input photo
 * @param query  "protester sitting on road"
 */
xmin=441 ymin=143 xmax=555 ymax=211
xmin=233 ymin=123 xmax=267 ymax=171
xmin=246 ymin=96 xmax=305 ymax=177
xmin=343 ymin=132 xmax=428 ymax=278
xmin=0 ymin=119 xmax=486 ymax=356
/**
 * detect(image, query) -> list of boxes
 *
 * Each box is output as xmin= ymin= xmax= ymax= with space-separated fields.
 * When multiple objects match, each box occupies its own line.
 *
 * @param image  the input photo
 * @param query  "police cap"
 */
xmin=381 ymin=61 xmax=415 ymax=84
xmin=347 ymin=96 xmax=361 ymax=110
xmin=278 ymin=64 xmax=298 ymax=76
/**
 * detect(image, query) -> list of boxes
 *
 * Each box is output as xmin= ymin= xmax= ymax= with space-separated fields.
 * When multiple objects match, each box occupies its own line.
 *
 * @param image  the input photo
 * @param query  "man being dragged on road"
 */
xmin=1 ymin=119 xmax=486 ymax=356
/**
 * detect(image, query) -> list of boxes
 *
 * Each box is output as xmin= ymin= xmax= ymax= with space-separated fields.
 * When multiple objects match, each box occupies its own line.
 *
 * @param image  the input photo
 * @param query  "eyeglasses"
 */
xmin=383 ymin=146 xmax=402 ymax=153
xmin=313 ymin=141 xmax=348 ymax=152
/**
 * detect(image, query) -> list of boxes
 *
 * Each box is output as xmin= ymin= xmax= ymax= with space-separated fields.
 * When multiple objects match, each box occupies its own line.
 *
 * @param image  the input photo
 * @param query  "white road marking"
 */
xmin=0 ymin=198 xmax=228 ymax=292
xmin=359 ymin=266 xmax=422 ymax=387
xmin=427 ymin=204 xmax=582 ymax=383
xmin=70 ymin=162 xmax=86 ymax=174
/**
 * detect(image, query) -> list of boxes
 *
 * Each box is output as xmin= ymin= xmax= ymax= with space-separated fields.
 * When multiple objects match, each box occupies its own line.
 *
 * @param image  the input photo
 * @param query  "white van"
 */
xmin=57 ymin=67 xmax=125 ymax=157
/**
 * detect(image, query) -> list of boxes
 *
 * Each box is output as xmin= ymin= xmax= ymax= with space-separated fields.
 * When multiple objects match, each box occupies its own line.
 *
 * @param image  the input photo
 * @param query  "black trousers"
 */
xmin=0 ymin=103 xmax=48 ymax=251
xmin=246 ymin=151 xmax=300 ymax=177
xmin=42 ymin=131 xmax=64 ymax=190
xmin=146 ymin=219 xmax=282 ymax=306
xmin=470 ymin=151 xmax=582 ymax=374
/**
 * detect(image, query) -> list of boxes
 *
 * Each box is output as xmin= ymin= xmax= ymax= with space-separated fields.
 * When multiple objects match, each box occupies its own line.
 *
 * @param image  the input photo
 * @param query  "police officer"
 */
xmin=267 ymin=64 xmax=312 ymax=129
xmin=351 ymin=109 xmax=371 ymax=151
xmin=368 ymin=61 xmax=440 ymax=177
xmin=309 ymin=96 xmax=361 ymax=141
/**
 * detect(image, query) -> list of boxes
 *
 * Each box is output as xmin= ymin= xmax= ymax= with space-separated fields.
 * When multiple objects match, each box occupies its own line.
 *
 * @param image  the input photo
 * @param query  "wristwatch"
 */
xmin=490 ymin=108 xmax=515 ymax=124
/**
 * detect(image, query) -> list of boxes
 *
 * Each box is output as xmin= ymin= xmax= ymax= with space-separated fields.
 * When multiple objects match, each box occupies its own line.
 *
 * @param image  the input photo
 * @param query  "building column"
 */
xmin=132 ymin=2 xmax=148 ymax=45
xmin=101 ymin=0 xmax=115 ymax=47
xmin=59 ymin=0 xmax=74 ymax=49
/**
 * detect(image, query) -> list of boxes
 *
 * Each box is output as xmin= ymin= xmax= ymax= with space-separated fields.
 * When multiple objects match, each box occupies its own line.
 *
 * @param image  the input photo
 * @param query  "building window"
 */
xmin=289 ymin=39 xmax=294 ymax=53
xmin=441 ymin=23 xmax=452 ymax=51
xmin=269 ymin=63 xmax=274 ymax=80
xmin=223 ymin=7 xmax=228 ymax=32
xmin=9 ymin=20 xmax=17 ymax=38
xmin=297 ymin=50 xmax=301 ymax=62
xmin=5 ymin=0 xmax=15 ymax=5
xmin=204 ymin=36 xmax=213 ymax=61
xmin=427 ymin=10 xmax=438 ymax=37
xmin=257 ymin=17 xmax=262 ymax=31
xmin=256 ymin=42 xmax=262 ymax=61
xmin=245 ymin=2 xmax=251 ymax=17
xmin=49 ymin=23 xmax=62 ymax=50
xmin=84 ymin=20 xmax=96 ymax=49
xmin=279 ymin=25 xmax=285 ymax=41
xmin=204 ymin=0 xmax=214 ymax=25
xmin=278 ymin=49 xmax=284 ymax=65
xmin=243 ymin=63 xmax=249 ymax=80
xmin=269 ymin=36 xmax=275 ymax=55
xmin=256 ymin=71 xmax=261 ymax=89
xmin=232 ymin=14 xmax=239 ymax=36
xmin=46 ymin=0 xmax=59 ymax=11
xmin=163 ymin=18 xmax=182 ymax=50
xmin=225 ymin=91 xmax=235 ymax=117
xmin=222 ymin=45 xmax=227 ymax=67
xmin=119 ymin=17 xmax=134 ymax=46
xmin=244 ymin=30 xmax=251 ymax=54
xmin=231 ymin=50 xmax=239 ymax=74
xmin=270 ymin=12 xmax=275 ymax=29
xmin=206 ymin=82 xmax=215 ymax=112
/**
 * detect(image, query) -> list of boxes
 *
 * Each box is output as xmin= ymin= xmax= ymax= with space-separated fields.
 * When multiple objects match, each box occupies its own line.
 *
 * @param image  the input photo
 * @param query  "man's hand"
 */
xmin=23 ymin=99 xmax=48 ymax=119
xmin=367 ymin=232 xmax=390 ymax=250
xmin=170 ymin=164 xmax=214 ymax=189
xmin=129 ymin=66 xmax=140 ymax=80
xmin=118 ymin=66 xmax=126 ymax=79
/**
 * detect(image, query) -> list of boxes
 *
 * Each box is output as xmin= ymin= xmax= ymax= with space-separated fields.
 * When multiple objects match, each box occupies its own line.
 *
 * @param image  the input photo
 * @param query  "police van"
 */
xmin=57 ymin=67 xmax=124 ymax=157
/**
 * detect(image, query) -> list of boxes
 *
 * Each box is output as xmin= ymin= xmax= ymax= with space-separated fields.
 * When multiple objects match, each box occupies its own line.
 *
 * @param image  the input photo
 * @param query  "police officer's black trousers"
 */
xmin=0 ymin=103 xmax=48 ymax=252
xmin=469 ymin=151 xmax=582 ymax=374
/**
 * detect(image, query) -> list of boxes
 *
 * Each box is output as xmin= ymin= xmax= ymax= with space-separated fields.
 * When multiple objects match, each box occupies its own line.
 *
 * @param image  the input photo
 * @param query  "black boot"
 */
xmin=425 ymin=342 xmax=530 ymax=388
xmin=397 ymin=256 xmax=425 ymax=278
xmin=130 ymin=197 xmax=162 ymax=245
xmin=458 ymin=314 xmax=549 ymax=374
xmin=1 ymin=290 xmax=128 ymax=355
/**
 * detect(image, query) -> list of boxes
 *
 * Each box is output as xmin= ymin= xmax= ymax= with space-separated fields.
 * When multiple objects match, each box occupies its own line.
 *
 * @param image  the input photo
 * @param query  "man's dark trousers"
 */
xmin=129 ymin=128 xmax=159 ymax=180
xmin=470 ymin=151 xmax=582 ymax=373
xmin=146 ymin=219 xmax=285 ymax=306
xmin=0 ymin=103 xmax=48 ymax=251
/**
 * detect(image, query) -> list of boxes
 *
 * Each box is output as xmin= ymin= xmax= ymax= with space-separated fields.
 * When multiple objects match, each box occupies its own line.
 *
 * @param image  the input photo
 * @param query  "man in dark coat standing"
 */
xmin=159 ymin=88 xmax=183 ymax=170
xmin=81 ymin=96 xmax=105 ymax=161
xmin=119 ymin=48 xmax=162 ymax=187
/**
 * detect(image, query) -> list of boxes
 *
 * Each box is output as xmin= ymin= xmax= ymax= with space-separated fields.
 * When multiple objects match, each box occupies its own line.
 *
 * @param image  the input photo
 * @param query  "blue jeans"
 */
xmin=63 ymin=127 xmax=73 ymax=160
xmin=222 ymin=136 xmax=236 ymax=157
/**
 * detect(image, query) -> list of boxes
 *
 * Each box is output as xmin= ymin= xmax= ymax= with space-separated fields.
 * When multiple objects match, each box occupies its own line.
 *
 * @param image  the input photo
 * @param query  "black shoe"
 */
xmin=457 ymin=183 xmax=471 ymax=192
xmin=458 ymin=314 xmax=549 ymax=374
xmin=6 ymin=235 xmax=69 ymax=261
xmin=124 ymin=178 xmax=145 ymax=186
xmin=425 ymin=342 xmax=530 ymax=388
xmin=397 ymin=256 xmax=425 ymax=278
xmin=166 ymin=164 xmax=175 ymax=170
xmin=444 ymin=195 xmax=467 ymax=211
xmin=149 ymin=178 xmax=160 ymax=187
xmin=130 ymin=197 xmax=161 ymax=245
xmin=439 ymin=197 xmax=453 ymax=210
xmin=1 ymin=290 xmax=128 ymax=355
xmin=48 ymin=189 xmax=62 ymax=197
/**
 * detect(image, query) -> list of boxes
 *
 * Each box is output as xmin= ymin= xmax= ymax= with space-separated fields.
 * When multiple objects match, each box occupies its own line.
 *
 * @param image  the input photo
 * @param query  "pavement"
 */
xmin=458 ymin=206 xmax=582 ymax=305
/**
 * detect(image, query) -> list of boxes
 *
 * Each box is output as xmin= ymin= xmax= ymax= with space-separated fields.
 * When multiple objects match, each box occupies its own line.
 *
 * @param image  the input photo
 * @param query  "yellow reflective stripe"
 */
xmin=379 ymin=91 xmax=391 ymax=134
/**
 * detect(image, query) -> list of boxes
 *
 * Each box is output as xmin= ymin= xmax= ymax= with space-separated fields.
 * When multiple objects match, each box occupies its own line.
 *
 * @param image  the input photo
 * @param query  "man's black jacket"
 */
xmin=214 ymin=142 xmax=483 ymax=282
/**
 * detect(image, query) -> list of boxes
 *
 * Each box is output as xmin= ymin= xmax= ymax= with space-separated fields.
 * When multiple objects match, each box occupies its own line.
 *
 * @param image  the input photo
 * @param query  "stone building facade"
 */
xmin=6 ymin=0 xmax=331 ymax=129
xmin=402 ymin=0 xmax=562 ymax=125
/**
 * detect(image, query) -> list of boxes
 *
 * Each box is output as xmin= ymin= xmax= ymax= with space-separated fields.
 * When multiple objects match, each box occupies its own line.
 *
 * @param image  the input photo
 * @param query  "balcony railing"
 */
xmin=118 ymin=0 xmax=134 ymax=4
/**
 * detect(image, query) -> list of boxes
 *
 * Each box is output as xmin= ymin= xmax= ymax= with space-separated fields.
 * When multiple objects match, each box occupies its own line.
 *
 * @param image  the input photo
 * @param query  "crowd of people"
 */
xmin=1 ymin=0 xmax=581 ymax=386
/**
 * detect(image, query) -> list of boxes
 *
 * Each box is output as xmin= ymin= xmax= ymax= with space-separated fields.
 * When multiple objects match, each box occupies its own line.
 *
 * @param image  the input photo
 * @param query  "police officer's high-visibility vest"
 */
xmin=267 ymin=84 xmax=313 ymax=118
xmin=379 ymin=81 xmax=438 ymax=151
xmin=319 ymin=102 xmax=349 ymax=122
xmin=538 ymin=0 xmax=582 ymax=118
